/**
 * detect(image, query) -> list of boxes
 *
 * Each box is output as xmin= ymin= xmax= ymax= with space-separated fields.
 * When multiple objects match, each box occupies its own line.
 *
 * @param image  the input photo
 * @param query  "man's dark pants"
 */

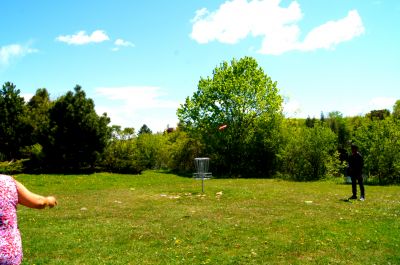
xmin=351 ymin=175 xmax=365 ymax=198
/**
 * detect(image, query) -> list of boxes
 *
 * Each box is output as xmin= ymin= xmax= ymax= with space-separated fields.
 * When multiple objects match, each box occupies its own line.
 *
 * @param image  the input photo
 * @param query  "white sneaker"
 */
xmin=360 ymin=197 xmax=365 ymax=201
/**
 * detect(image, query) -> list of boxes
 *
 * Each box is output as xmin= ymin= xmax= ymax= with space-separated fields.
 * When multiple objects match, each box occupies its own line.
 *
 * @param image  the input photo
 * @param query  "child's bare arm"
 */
xmin=15 ymin=180 xmax=57 ymax=209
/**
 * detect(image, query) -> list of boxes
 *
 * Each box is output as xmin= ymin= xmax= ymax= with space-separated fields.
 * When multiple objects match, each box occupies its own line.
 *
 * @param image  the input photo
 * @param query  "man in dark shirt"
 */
xmin=348 ymin=144 xmax=365 ymax=201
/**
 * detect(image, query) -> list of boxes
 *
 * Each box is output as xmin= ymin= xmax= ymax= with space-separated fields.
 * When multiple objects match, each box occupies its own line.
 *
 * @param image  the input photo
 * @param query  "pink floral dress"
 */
xmin=0 ymin=175 xmax=22 ymax=265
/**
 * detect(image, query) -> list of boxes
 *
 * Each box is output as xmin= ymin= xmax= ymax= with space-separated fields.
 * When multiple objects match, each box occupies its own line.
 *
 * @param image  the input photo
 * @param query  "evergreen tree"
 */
xmin=27 ymin=88 xmax=52 ymax=145
xmin=0 ymin=82 xmax=32 ymax=160
xmin=305 ymin=116 xmax=315 ymax=128
xmin=320 ymin=112 xmax=325 ymax=123
xmin=138 ymin=124 xmax=152 ymax=135
xmin=43 ymin=85 xmax=111 ymax=171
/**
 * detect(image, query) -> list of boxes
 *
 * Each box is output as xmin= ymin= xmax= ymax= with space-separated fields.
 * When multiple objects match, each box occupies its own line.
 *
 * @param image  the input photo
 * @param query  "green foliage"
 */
xmin=19 ymin=144 xmax=47 ymax=173
xmin=353 ymin=117 xmax=400 ymax=184
xmin=110 ymin=125 xmax=135 ymax=140
xmin=19 ymin=143 xmax=43 ymax=159
xmin=320 ymin=112 xmax=325 ymax=122
xmin=327 ymin=111 xmax=349 ymax=147
xmin=0 ymin=83 xmax=399 ymax=182
xmin=366 ymin=109 xmax=390 ymax=120
xmin=0 ymin=82 xmax=32 ymax=160
xmin=138 ymin=124 xmax=152 ymax=135
xmin=325 ymin=150 xmax=347 ymax=179
xmin=279 ymin=122 xmax=337 ymax=181
xmin=100 ymin=138 xmax=144 ymax=174
xmin=0 ymin=159 xmax=26 ymax=174
xmin=100 ymin=127 xmax=171 ymax=174
xmin=136 ymin=133 xmax=166 ymax=169
xmin=26 ymin=88 xmax=52 ymax=145
xmin=305 ymin=116 xmax=316 ymax=128
xmin=124 ymin=129 xmax=204 ymax=174
xmin=164 ymin=129 xmax=204 ymax=173
xmin=393 ymin=99 xmax=400 ymax=120
xmin=42 ymin=85 xmax=111 ymax=171
xmin=177 ymin=57 xmax=283 ymax=177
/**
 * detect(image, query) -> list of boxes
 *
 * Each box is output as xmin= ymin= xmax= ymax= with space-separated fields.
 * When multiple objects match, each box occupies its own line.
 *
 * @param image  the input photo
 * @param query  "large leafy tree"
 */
xmin=0 ymin=82 xmax=32 ymax=160
xmin=177 ymin=57 xmax=283 ymax=177
xmin=43 ymin=85 xmax=111 ymax=171
xmin=26 ymin=88 xmax=53 ymax=145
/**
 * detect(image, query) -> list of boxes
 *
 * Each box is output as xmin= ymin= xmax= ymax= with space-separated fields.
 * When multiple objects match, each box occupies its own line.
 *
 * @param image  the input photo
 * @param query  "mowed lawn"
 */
xmin=15 ymin=171 xmax=400 ymax=265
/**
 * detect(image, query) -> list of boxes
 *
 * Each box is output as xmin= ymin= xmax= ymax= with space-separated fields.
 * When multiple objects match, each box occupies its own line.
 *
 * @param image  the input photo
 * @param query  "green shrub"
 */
xmin=136 ymin=133 xmax=167 ymax=169
xmin=166 ymin=130 xmax=204 ymax=174
xmin=99 ymin=138 xmax=145 ymax=174
xmin=0 ymin=159 xmax=26 ymax=174
xmin=279 ymin=122 xmax=337 ymax=181
xmin=324 ymin=150 xmax=347 ymax=180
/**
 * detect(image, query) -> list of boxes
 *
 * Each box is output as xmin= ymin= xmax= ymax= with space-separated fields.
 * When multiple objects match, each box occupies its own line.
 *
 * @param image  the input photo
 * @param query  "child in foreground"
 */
xmin=0 ymin=174 xmax=57 ymax=265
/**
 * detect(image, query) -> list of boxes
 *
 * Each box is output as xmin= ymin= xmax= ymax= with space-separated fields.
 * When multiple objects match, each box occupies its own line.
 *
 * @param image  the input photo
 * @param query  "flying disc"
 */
xmin=218 ymin=124 xmax=227 ymax=130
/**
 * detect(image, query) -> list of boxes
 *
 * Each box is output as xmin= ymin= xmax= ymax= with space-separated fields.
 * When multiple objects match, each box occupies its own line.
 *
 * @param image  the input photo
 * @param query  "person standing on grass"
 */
xmin=348 ymin=144 xmax=365 ymax=201
xmin=0 ymin=174 xmax=57 ymax=265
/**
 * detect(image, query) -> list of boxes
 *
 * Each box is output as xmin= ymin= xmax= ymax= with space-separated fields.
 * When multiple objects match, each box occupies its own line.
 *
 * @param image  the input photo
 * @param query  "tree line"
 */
xmin=1 ymin=57 xmax=400 ymax=184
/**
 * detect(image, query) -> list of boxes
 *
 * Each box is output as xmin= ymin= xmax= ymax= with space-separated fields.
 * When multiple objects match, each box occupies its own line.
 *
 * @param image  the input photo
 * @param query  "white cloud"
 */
xmin=367 ymin=97 xmax=397 ymax=111
xmin=283 ymin=97 xmax=302 ymax=117
xmin=94 ymin=86 xmax=179 ymax=132
xmin=190 ymin=0 xmax=365 ymax=55
xmin=0 ymin=44 xmax=38 ymax=66
xmin=112 ymin=38 xmax=135 ymax=51
xmin=56 ymin=30 xmax=110 ymax=45
xmin=339 ymin=97 xmax=397 ymax=117
xmin=284 ymin=96 xmax=397 ymax=119
xmin=191 ymin=0 xmax=302 ymax=45
xmin=299 ymin=10 xmax=364 ymax=52
xmin=95 ymin=86 xmax=177 ymax=108
xmin=114 ymin=39 xmax=135 ymax=47
xmin=21 ymin=93 xmax=34 ymax=103
xmin=191 ymin=8 xmax=209 ymax=23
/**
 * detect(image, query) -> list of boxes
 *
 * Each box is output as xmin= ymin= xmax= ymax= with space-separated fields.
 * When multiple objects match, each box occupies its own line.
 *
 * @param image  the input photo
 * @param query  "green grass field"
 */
xmin=15 ymin=171 xmax=400 ymax=265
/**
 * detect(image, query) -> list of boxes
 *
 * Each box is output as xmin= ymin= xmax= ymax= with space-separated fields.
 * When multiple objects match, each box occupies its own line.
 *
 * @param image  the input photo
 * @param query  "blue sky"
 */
xmin=1 ymin=0 xmax=399 ymax=132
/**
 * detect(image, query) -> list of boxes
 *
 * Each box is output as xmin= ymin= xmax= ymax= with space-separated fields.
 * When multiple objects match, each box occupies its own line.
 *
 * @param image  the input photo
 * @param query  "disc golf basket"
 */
xmin=193 ymin=157 xmax=212 ymax=193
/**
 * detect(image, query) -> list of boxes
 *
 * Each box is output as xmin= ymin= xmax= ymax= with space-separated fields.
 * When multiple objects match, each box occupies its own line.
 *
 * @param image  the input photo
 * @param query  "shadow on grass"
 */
xmin=339 ymin=198 xmax=354 ymax=203
xmin=154 ymin=169 xmax=193 ymax=178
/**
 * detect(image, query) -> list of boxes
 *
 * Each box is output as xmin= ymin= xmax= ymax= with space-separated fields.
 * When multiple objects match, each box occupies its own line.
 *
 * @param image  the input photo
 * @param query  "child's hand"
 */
xmin=46 ymin=196 xmax=58 ymax=208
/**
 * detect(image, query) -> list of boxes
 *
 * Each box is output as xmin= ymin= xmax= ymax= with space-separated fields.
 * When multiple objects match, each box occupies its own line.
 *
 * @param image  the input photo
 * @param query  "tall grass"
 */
xmin=15 ymin=171 xmax=400 ymax=264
